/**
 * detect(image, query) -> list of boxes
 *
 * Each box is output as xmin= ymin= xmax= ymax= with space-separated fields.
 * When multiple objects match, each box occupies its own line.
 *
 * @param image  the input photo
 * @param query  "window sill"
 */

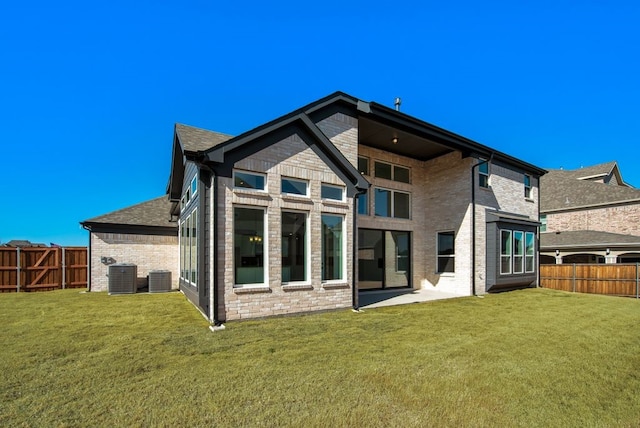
xmin=281 ymin=195 xmax=313 ymax=204
xmin=322 ymin=282 xmax=349 ymax=290
xmin=321 ymin=200 xmax=349 ymax=209
xmin=525 ymin=197 xmax=535 ymax=203
xmin=233 ymin=285 xmax=271 ymax=294
xmin=234 ymin=188 xmax=272 ymax=199
xmin=282 ymin=283 xmax=313 ymax=291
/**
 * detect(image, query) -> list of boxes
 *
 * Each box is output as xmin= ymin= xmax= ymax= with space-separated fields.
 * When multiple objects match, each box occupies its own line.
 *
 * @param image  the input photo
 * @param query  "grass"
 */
xmin=1 ymin=288 xmax=640 ymax=427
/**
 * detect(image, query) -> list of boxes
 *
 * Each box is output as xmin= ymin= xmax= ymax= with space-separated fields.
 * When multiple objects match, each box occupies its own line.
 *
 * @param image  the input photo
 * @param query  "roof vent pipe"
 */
xmin=394 ymin=97 xmax=401 ymax=111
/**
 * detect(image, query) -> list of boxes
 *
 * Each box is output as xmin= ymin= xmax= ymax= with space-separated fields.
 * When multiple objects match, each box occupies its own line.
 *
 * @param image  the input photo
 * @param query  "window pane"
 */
xmin=180 ymin=221 xmax=186 ymax=279
xmin=374 ymin=188 xmax=391 ymax=217
xmin=321 ymin=184 xmax=343 ymax=201
xmin=321 ymin=215 xmax=343 ymax=281
xmin=234 ymin=207 xmax=264 ymax=285
xmin=438 ymin=232 xmax=454 ymax=256
xmin=394 ymin=165 xmax=410 ymax=183
xmin=438 ymin=257 xmax=455 ymax=273
xmin=540 ymin=215 xmax=547 ymax=232
xmin=394 ymin=232 xmax=409 ymax=273
xmin=282 ymin=178 xmax=307 ymax=195
xmin=191 ymin=210 xmax=198 ymax=284
xmin=479 ymin=161 xmax=489 ymax=175
xmin=375 ymin=161 xmax=392 ymax=180
xmin=235 ymin=171 xmax=265 ymax=190
xmin=357 ymin=192 xmax=368 ymax=215
xmin=525 ymin=232 xmax=535 ymax=273
xmin=191 ymin=176 xmax=197 ymax=196
xmin=358 ymin=156 xmax=369 ymax=175
xmin=501 ymin=256 xmax=512 ymax=275
xmin=282 ymin=212 xmax=306 ymax=282
xmin=500 ymin=230 xmax=512 ymax=275
xmin=394 ymin=192 xmax=410 ymax=219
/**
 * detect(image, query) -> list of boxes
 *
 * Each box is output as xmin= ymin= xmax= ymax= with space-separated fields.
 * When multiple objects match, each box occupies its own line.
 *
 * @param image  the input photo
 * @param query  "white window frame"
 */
xmin=479 ymin=160 xmax=490 ymax=188
xmin=513 ymin=230 xmax=524 ymax=274
xmin=524 ymin=174 xmax=531 ymax=199
xmin=525 ymin=232 xmax=535 ymax=273
xmin=500 ymin=229 xmax=512 ymax=275
xmin=233 ymin=205 xmax=268 ymax=288
xmin=281 ymin=177 xmax=309 ymax=197
xmin=436 ymin=231 xmax=455 ymax=274
xmin=233 ymin=170 xmax=267 ymax=192
xmin=321 ymin=183 xmax=345 ymax=202
xmin=321 ymin=214 xmax=346 ymax=283
xmin=191 ymin=176 xmax=198 ymax=197
xmin=281 ymin=210 xmax=310 ymax=285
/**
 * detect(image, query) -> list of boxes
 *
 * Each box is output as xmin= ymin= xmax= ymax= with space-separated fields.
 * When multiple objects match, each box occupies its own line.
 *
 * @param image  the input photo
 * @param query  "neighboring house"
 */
xmin=2 ymin=240 xmax=48 ymax=248
xmin=540 ymin=161 xmax=640 ymax=264
xmin=166 ymin=91 xmax=545 ymax=323
xmin=80 ymin=196 xmax=179 ymax=292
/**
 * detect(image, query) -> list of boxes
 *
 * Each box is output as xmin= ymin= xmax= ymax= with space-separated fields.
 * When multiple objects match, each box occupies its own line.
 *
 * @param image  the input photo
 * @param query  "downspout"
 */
xmin=352 ymin=188 xmax=367 ymax=311
xmin=470 ymin=154 xmax=493 ymax=296
xmin=201 ymin=163 xmax=223 ymax=328
xmin=81 ymin=224 xmax=92 ymax=292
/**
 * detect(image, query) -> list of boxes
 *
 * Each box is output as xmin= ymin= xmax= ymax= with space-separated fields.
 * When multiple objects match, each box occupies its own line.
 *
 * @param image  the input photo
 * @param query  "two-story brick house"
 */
xmin=540 ymin=161 xmax=640 ymax=264
xmin=166 ymin=92 xmax=545 ymax=323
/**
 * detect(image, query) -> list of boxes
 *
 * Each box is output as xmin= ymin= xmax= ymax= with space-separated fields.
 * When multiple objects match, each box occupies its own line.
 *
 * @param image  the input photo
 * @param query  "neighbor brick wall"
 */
xmin=546 ymin=203 xmax=640 ymax=236
xmin=90 ymin=232 xmax=179 ymax=292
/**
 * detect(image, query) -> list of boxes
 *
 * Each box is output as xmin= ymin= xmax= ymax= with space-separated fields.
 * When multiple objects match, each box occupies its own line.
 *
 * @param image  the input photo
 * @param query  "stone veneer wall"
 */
xmin=546 ymin=203 xmax=640 ymax=236
xmin=216 ymin=113 xmax=356 ymax=321
xmin=90 ymin=232 xmax=179 ymax=292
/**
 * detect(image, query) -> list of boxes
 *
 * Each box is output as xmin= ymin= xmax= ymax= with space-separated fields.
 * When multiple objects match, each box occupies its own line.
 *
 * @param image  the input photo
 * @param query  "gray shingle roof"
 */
xmin=560 ymin=161 xmax=617 ymax=181
xmin=540 ymin=168 xmax=640 ymax=212
xmin=541 ymin=230 xmax=640 ymax=249
xmin=82 ymin=196 xmax=176 ymax=229
xmin=175 ymin=123 xmax=233 ymax=152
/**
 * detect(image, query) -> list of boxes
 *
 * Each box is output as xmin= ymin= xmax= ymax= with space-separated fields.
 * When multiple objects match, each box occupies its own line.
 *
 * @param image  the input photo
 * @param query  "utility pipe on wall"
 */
xmin=470 ymin=154 xmax=493 ymax=296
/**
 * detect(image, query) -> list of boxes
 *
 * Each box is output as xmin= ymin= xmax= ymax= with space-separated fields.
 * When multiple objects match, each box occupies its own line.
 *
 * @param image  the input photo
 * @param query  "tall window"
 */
xmin=358 ymin=156 xmax=369 ymax=175
xmin=234 ymin=207 xmax=265 ymax=285
xmin=357 ymin=191 xmax=369 ymax=215
xmin=525 ymin=232 xmax=535 ymax=273
xmin=479 ymin=160 xmax=490 ymax=188
xmin=179 ymin=209 xmax=198 ymax=286
xmin=374 ymin=188 xmax=410 ymax=219
xmin=500 ymin=230 xmax=512 ymax=274
xmin=437 ymin=232 xmax=455 ymax=273
xmin=513 ymin=231 xmax=524 ymax=274
xmin=395 ymin=232 xmax=409 ymax=273
xmin=321 ymin=214 xmax=343 ymax=281
xmin=282 ymin=211 xmax=307 ymax=283
xmin=524 ymin=174 xmax=531 ymax=198
xmin=540 ymin=215 xmax=547 ymax=232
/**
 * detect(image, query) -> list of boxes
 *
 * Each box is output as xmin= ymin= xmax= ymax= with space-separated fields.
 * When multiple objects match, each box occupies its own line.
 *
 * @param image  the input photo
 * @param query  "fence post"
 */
xmin=16 ymin=247 xmax=21 ymax=292
xmin=636 ymin=262 xmax=640 ymax=299
xmin=572 ymin=263 xmax=576 ymax=293
xmin=62 ymin=248 xmax=66 ymax=289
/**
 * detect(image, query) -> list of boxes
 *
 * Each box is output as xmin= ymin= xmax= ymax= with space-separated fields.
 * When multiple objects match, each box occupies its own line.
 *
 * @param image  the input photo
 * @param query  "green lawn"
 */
xmin=1 ymin=288 xmax=639 ymax=427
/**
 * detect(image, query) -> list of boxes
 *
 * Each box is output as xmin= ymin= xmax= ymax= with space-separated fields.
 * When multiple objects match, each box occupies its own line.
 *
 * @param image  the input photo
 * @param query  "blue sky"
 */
xmin=1 ymin=1 xmax=639 ymax=246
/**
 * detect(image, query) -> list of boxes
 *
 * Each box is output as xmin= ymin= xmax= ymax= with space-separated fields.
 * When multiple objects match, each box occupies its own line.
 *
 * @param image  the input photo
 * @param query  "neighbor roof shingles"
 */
xmin=540 ymin=169 xmax=640 ymax=212
xmin=82 ymin=196 xmax=176 ymax=228
xmin=541 ymin=230 xmax=640 ymax=249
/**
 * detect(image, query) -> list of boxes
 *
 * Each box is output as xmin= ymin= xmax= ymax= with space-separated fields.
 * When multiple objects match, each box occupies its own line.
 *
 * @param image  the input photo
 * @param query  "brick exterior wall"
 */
xmin=90 ymin=232 xmax=179 ymax=292
xmin=546 ymin=203 xmax=640 ymax=236
xmin=216 ymin=122 xmax=355 ymax=321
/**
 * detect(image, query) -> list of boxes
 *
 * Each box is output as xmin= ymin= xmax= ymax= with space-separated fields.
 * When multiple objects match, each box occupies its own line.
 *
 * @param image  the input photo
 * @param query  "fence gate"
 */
xmin=0 ymin=247 xmax=87 ymax=292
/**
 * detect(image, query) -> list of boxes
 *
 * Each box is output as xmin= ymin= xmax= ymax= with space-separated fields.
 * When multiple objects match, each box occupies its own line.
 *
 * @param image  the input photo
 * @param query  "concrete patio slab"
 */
xmin=358 ymin=287 xmax=463 ymax=309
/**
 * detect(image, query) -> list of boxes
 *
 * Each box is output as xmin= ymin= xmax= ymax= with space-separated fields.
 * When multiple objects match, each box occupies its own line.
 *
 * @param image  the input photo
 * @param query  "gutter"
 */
xmin=470 ymin=154 xmax=493 ymax=296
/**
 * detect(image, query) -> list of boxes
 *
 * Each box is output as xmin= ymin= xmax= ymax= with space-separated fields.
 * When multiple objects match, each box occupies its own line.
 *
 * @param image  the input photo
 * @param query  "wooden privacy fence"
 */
xmin=540 ymin=263 xmax=640 ymax=298
xmin=0 ymin=247 xmax=87 ymax=292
